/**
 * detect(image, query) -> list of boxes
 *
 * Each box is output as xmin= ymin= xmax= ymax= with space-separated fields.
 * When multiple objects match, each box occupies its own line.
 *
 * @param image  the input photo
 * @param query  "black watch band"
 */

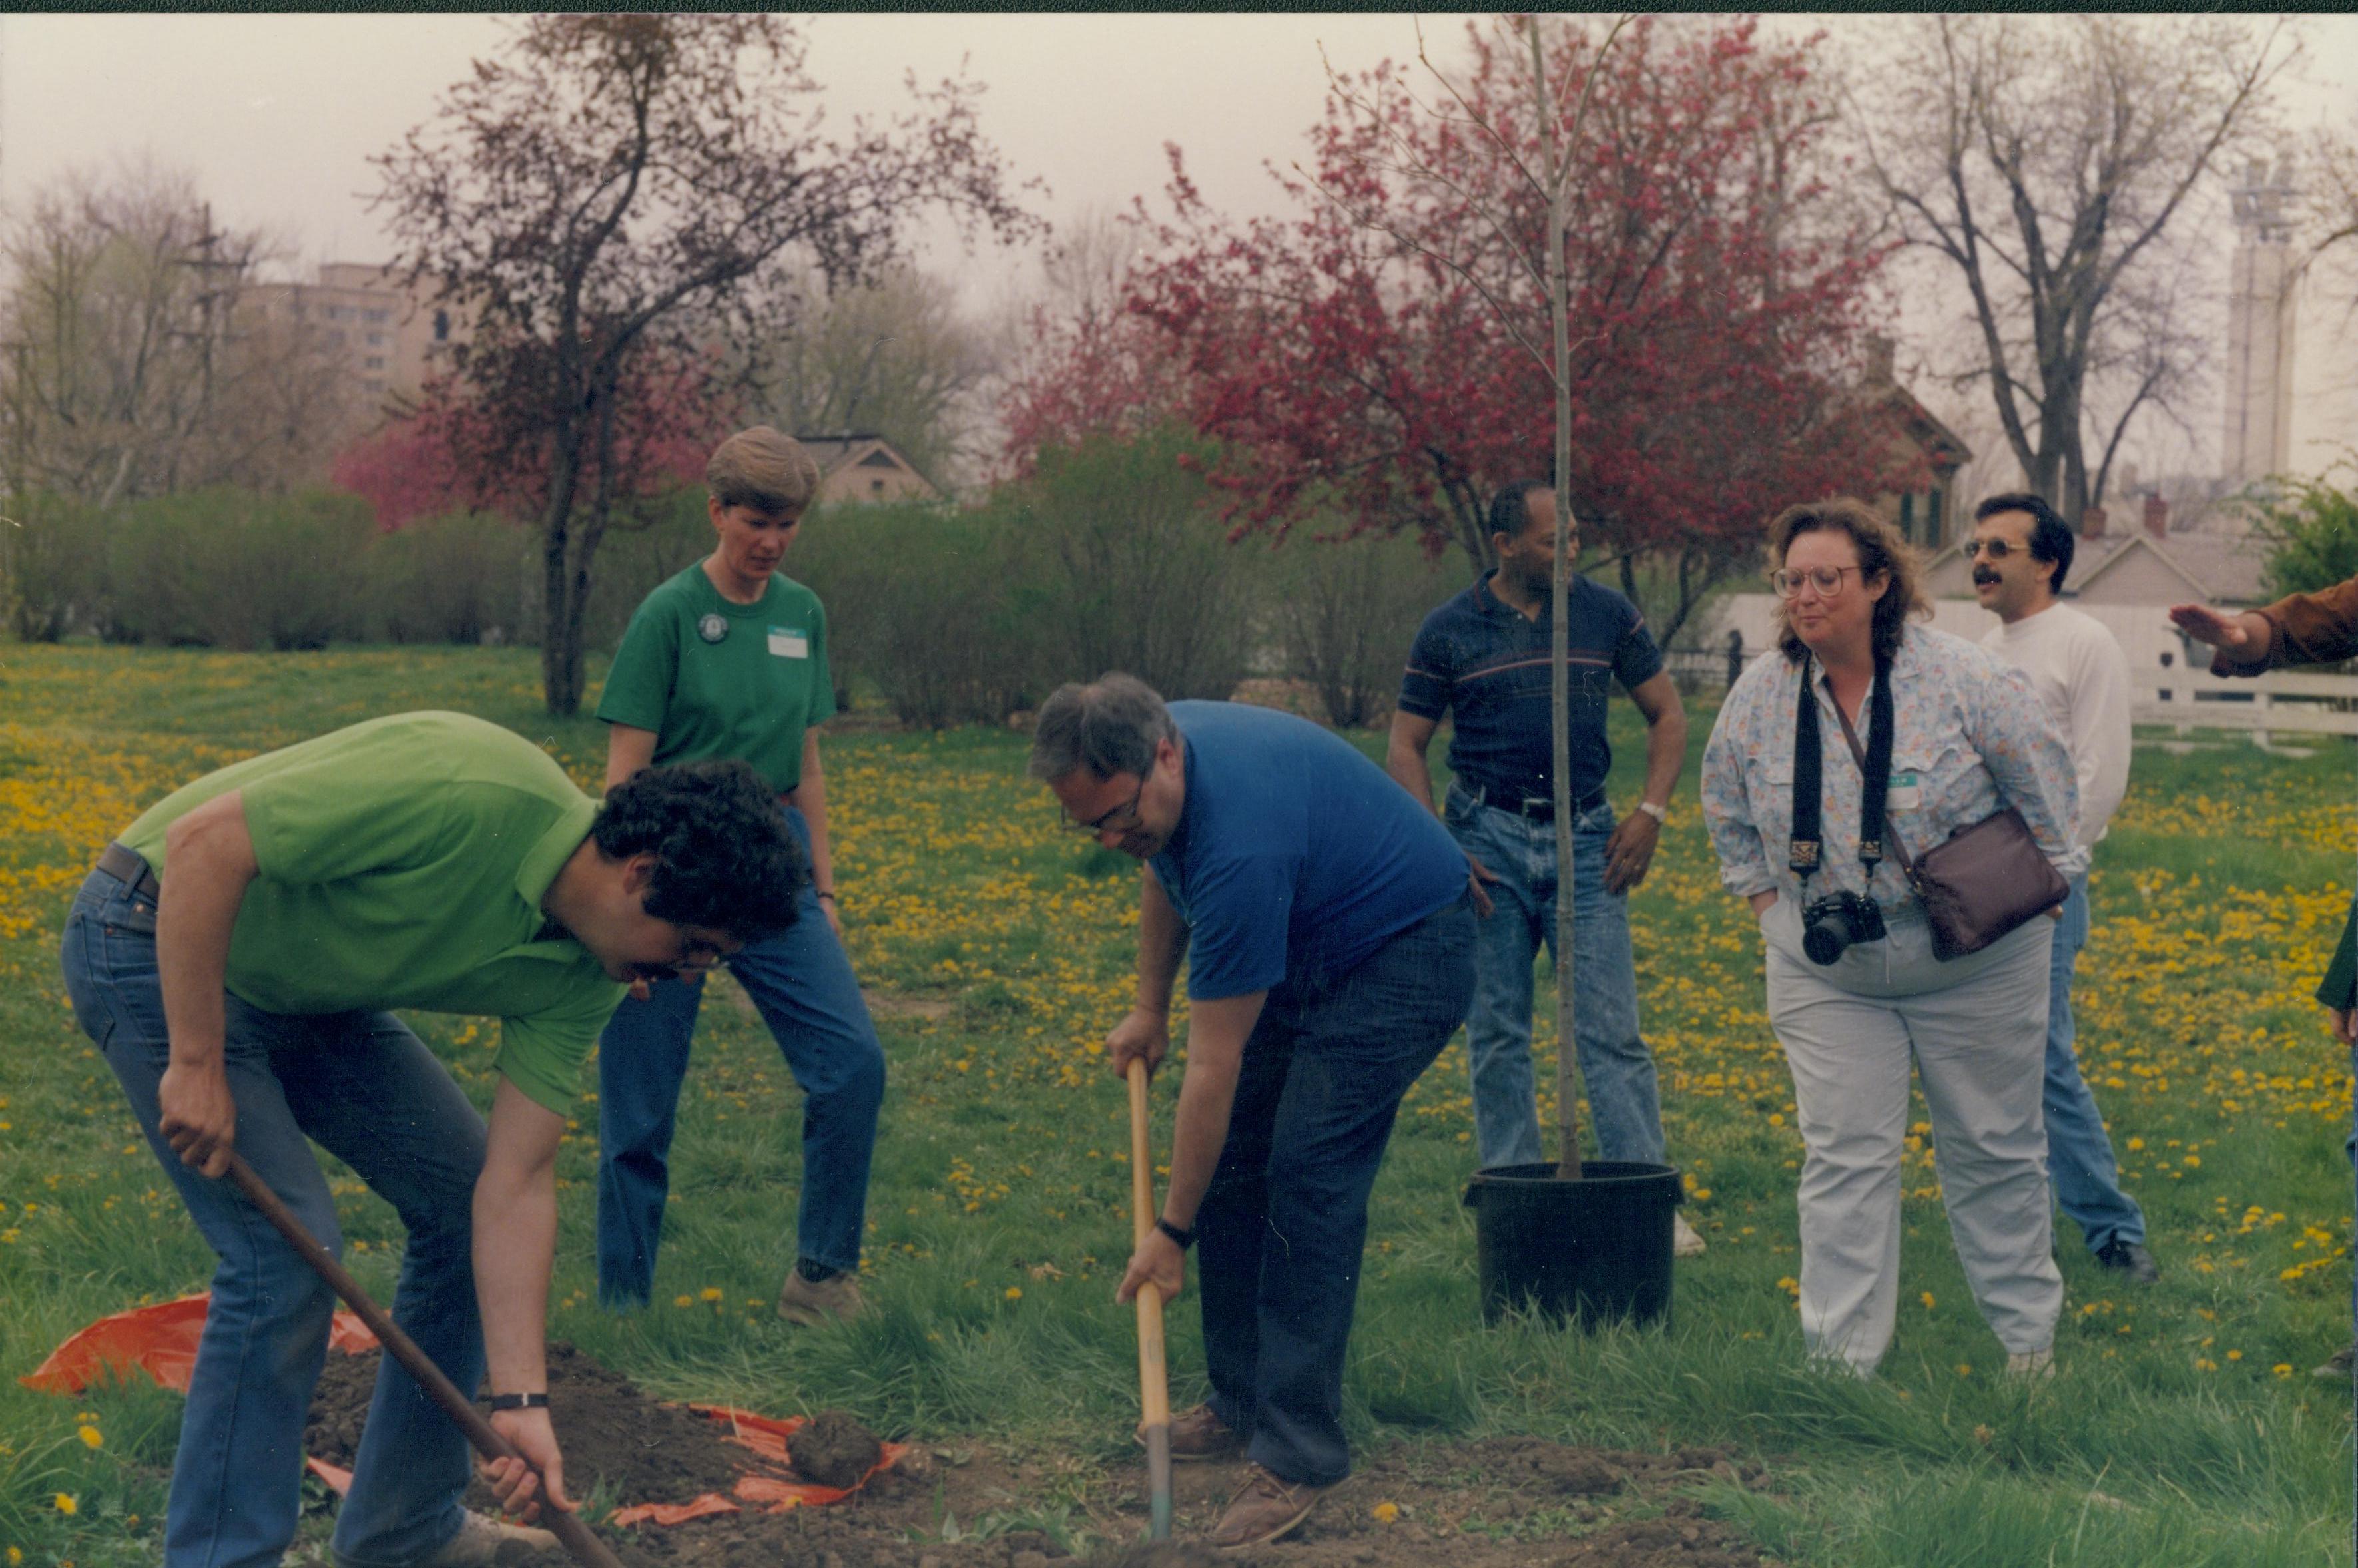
xmin=1155 ymin=1216 xmax=1196 ymax=1251
xmin=485 ymin=1392 xmax=551 ymax=1412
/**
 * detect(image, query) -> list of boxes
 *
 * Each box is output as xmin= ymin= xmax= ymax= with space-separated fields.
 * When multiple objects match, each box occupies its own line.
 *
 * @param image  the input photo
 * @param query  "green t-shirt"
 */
xmin=118 ymin=711 xmax=626 ymax=1115
xmin=595 ymin=564 xmax=835 ymax=794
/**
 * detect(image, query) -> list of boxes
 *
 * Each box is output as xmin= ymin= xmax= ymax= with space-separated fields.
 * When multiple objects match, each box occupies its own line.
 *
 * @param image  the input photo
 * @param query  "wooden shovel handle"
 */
xmin=1126 ymin=1059 xmax=1172 ymax=1430
xmin=220 ymin=1154 xmax=625 ymax=1568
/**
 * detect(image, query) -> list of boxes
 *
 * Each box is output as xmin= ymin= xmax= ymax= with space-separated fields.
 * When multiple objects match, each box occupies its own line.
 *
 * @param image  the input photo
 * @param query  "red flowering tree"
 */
xmin=1017 ymin=15 xmax=1913 ymax=644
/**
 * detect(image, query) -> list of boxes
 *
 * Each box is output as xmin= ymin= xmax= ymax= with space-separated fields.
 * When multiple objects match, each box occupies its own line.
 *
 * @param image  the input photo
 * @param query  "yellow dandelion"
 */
xmin=53 ymin=1495 xmax=76 ymax=1517
xmin=1919 ymin=1292 xmax=1936 ymax=1310
xmin=77 ymin=1424 xmax=101 ymax=1449
xmin=1372 ymin=1501 xmax=1401 ymax=1524
xmin=1004 ymin=1286 xmax=1022 ymax=1300
xmin=673 ymin=1294 xmax=693 ymax=1308
xmin=699 ymin=1286 xmax=723 ymax=1302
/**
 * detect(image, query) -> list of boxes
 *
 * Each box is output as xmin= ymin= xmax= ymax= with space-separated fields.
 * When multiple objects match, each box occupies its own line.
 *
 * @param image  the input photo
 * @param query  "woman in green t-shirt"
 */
xmin=591 ymin=427 xmax=886 ymax=1326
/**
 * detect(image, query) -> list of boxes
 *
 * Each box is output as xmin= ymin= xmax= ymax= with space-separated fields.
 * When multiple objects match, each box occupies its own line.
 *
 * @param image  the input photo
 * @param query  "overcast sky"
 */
xmin=3 ymin=12 xmax=2351 ymax=474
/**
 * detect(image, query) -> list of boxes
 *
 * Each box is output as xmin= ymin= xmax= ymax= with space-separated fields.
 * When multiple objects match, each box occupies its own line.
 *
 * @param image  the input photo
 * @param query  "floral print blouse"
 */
xmin=1699 ymin=622 xmax=2086 ymax=911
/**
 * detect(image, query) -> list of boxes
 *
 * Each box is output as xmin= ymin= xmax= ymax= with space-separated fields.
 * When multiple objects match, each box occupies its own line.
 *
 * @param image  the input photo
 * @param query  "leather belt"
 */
xmin=1462 ymin=784 xmax=1608 ymax=822
xmin=97 ymin=841 xmax=162 ymax=900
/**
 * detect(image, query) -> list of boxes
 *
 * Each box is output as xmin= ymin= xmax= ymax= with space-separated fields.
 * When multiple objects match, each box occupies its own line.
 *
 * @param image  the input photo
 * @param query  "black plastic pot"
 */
xmin=1463 ymin=1161 xmax=1683 ymax=1329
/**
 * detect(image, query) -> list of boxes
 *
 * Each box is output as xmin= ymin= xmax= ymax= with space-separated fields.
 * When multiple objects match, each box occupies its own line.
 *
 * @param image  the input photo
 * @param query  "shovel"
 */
xmin=220 ymin=1153 xmax=625 ymax=1568
xmin=1125 ymin=1057 xmax=1175 ymax=1541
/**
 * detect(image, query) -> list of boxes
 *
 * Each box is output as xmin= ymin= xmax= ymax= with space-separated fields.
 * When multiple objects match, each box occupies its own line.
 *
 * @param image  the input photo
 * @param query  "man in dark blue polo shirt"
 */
xmin=1029 ymin=675 xmax=1472 ymax=1552
xmin=1386 ymin=480 xmax=1698 ymax=1255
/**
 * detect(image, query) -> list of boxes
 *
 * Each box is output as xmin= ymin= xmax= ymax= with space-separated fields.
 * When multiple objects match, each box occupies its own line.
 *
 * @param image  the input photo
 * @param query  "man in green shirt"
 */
xmin=59 ymin=710 xmax=805 ymax=1568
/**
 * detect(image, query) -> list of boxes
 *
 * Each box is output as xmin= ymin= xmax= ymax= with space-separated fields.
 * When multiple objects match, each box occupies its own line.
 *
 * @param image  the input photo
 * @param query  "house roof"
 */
xmin=1868 ymin=382 xmax=1972 ymax=472
xmin=793 ymin=431 xmax=940 ymax=497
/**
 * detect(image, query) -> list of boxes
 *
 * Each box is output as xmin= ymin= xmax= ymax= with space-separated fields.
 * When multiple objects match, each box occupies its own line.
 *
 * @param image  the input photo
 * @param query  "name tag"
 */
xmin=768 ymin=627 xmax=808 ymax=658
xmin=1889 ymin=770 xmax=1922 ymax=813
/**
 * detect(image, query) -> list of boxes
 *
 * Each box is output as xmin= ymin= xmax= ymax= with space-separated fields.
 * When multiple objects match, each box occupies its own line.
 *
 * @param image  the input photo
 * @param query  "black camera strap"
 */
xmin=1788 ymin=651 xmax=1895 ymax=880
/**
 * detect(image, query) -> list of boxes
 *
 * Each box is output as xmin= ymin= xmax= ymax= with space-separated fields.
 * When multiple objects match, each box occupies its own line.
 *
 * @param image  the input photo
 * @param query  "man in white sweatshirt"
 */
xmin=1970 ymin=493 xmax=2158 ymax=1284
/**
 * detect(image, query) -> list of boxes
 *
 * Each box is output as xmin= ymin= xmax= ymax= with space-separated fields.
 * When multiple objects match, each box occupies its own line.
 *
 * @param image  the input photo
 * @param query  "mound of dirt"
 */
xmin=789 ymin=1409 xmax=886 ymax=1489
xmin=304 ymin=1342 xmax=767 ymax=1507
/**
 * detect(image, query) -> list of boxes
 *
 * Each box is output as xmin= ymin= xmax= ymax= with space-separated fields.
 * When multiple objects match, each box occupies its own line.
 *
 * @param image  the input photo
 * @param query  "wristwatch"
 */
xmin=1636 ymin=800 xmax=1668 ymax=824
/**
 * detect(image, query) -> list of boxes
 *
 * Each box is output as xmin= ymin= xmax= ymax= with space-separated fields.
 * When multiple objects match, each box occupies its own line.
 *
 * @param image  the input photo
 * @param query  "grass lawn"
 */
xmin=0 ymin=641 xmax=2350 ymax=1565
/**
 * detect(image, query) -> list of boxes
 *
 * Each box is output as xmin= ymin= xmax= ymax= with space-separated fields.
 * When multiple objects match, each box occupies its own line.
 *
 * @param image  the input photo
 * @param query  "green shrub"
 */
xmin=0 ymin=491 xmax=110 ymax=641
xmin=368 ymin=511 xmax=530 ymax=645
xmin=107 ymin=489 xmax=374 ymax=649
xmin=1269 ymin=526 xmax=1458 ymax=727
xmin=1004 ymin=424 xmax=1265 ymax=702
xmin=2253 ymin=461 xmax=2358 ymax=600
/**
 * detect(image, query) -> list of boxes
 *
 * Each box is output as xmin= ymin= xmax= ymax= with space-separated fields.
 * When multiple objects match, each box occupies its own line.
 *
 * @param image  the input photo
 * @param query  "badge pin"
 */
xmin=697 ymin=613 xmax=729 ymax=644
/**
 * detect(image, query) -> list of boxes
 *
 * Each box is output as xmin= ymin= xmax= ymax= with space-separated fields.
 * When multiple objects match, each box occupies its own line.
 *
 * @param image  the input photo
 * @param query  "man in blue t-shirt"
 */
xmin=1029 ymin=675 xmax=1473 ymax=1552
xmin=1386 ymin=480 xmax=1700 ymax=1256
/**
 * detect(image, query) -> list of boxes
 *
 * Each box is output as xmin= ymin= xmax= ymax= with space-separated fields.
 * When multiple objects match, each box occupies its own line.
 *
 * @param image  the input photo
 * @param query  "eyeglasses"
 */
xmin=1769 ymin=565 xmax=1861 ymax=599
xmin=1061 ymin=776 xmax=1147 ymax=838
xmin=1964 ymin=538 xmax=2019 ymax=560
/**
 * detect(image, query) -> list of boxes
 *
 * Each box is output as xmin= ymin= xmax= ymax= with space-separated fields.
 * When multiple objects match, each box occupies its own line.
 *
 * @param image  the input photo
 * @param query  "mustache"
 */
xmin=1972 ymin=570 xmax=2000 ymax=586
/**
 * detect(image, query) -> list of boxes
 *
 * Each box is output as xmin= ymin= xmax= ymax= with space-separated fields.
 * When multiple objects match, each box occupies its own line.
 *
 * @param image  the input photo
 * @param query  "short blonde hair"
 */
xmin=707 ymin=426 xmax=821 ymax=516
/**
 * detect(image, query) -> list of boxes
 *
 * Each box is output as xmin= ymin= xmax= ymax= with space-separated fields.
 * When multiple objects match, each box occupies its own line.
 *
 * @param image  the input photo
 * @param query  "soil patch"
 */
xmin=790 ymin=1410 xmax=886 ymax=1489
xmin=308 ymin=1344 xmax=1781 ymax=1567
xmin=611 ymin=1434 xmax=1783 ymax=1567
xmin=305 ymin=1343 xmax=770 ymax=1510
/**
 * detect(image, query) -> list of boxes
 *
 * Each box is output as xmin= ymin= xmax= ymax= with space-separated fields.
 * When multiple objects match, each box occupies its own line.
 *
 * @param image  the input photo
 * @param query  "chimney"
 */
xmin=2143 ymin=491 xmax=2169 ymax=540
xmin=2082 ymin=505 xmax=2106 ymax=539
xmin=1865 ymin=334 xmax=1895 ymax=386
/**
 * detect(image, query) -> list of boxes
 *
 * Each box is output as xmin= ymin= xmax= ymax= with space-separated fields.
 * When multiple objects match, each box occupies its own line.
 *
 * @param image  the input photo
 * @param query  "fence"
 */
xmin=2133 ymin=666 xmax=2358 ymax=742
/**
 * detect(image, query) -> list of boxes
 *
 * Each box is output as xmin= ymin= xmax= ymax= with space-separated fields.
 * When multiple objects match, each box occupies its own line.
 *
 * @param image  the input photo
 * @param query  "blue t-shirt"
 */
xmin=1148 ymin=702 xmax=1468 ymax=1001
xmin=1398 ymin=573 xmax=1663 ymax=805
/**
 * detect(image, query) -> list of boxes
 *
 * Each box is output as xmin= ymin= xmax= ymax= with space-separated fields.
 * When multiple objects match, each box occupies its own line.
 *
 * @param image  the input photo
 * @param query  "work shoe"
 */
xmin=336 ymin=1511 xmax=559 ymax=1568
xmin=1673 ymin=1213 xmax=1706 ymax=1258
xmin=2004 ymin=1348 xmax=2056 ymax=1379
xmin=777 ymin=1264 xmax=866 ymax=1326
xmin=1209 ymin=1462 xmax=1332 ymax=1551
xmin=1137 ymin=1402 xmax=1247 ymax=1463
xmin=2092 ymin=1238 xmax=2160 ymax=1284
xmin=2311 ymin=1344 xmax=2354 ymax=1380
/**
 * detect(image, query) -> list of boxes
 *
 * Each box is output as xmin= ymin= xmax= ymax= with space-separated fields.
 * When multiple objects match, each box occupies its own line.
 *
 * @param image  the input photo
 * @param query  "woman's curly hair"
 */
xmin=593 ymin=760 xmax=806 ymax=942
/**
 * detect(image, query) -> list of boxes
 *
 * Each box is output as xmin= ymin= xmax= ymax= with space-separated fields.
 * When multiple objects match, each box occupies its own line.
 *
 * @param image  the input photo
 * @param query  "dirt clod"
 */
xmin=789 ymin=1408 xmax=886 ymax=1489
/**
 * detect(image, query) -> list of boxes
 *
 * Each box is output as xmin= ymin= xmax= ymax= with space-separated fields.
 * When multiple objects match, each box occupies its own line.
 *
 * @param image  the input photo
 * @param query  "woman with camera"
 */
xmin=1699 ymin=499 xmax=2085 ymax=1378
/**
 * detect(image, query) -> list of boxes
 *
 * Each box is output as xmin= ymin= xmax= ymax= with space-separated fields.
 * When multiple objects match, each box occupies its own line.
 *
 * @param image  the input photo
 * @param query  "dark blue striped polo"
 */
xmin=1397 ymin=573 xmax=1663 ymax=806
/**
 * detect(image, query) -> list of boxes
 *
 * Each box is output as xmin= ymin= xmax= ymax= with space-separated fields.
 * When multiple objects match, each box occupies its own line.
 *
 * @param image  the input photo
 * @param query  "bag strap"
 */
xmin=1828 ymin=693 xmax=1918 ymax=876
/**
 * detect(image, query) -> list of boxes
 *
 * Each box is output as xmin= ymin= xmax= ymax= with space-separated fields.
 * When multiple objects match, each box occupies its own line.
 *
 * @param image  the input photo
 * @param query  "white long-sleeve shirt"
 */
xmin=1981 ymin=603 xmax=2132 ymax=847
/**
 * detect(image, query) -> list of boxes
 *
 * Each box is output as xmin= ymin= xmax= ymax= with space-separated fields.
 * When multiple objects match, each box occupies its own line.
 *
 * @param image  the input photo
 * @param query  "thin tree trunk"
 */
xmin=1530 ymin=15 xmax=1581 ymax=1181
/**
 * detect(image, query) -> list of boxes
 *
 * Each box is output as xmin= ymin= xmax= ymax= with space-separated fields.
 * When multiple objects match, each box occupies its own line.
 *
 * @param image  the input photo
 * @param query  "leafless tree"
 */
xmin=1856 ymin=15 xmax=2298 ymax=523
xmin=0 ymin=160 xmax=350 ymax=505
xmin=754 ymin=264 xmax=997 ymax=493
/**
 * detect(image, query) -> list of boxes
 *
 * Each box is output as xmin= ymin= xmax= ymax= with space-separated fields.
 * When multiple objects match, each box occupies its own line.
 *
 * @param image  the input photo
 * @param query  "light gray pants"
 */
xmin=1762 ymin=902 xmax=2062 ymax=1374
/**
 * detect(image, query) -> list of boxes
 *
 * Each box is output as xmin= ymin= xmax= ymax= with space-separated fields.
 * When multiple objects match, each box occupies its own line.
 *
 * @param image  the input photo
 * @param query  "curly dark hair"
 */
xmin=592 ymin=760 xmax=806 ymax=942
xmin=1766 ymin=497 xmax=1928 ymax=666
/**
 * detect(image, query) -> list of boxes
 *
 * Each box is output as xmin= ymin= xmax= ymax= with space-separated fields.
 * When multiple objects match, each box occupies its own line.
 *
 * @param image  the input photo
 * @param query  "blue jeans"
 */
xmin=1445 ymin=787 xmax=1666 ymax=1169
xmin=1197 ymin=898 xmax=1476 ymax=1487
xmin=61 ymin=864 xmax=487 ymax=1568
xmin=596 ymin=806 xmax=884 ymax=1304
xmin=2044 ymin=874 xmax=2146 ymax=1254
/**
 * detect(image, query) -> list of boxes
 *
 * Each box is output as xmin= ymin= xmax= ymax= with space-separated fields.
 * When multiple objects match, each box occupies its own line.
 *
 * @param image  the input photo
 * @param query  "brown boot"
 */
xmin=777 ymin=1265 xmax=866 ymax=1326
xmin=1209 ymin=1463 xmax=1332 ymax=1551
xmin=1135 ymin=1402 xmax=1246 ymax=1463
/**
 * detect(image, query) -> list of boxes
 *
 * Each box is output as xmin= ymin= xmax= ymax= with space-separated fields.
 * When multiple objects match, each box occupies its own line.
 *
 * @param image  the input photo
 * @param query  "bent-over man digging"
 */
xmin=59 ymin=710 xmax=805 ymax=1568
xmin=1030 ymin=674 xmax=1475 ymax=1551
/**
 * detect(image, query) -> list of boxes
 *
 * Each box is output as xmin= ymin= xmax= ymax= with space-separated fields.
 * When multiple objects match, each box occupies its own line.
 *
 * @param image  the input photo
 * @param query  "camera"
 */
xmin=1801 ymin=890 xmax=1886 ymax=966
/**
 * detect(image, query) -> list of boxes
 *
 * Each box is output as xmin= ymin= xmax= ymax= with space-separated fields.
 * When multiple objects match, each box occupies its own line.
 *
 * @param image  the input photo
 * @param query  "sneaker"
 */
xmin=2311 ymin=1344 xmax=2354 ymax=1380
xmin=337 ymin=1510 xmax=559 ymax=1568
xmin=1673 ymin=1213 xmax=1706 ymax=1258
xmin=777 ymin=1265 xmax=866 ymax=1326
xmin=1209 ymin=1462 xmax=1332 ymax=1551
xmin=2004 ymin=1348 xmax=2055 ymax=1379
xmin=2092 ymin=1238 xmax=2159 ymax=1284
xmin=1137 ymin=1402 xmax=1247 ymax=1463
